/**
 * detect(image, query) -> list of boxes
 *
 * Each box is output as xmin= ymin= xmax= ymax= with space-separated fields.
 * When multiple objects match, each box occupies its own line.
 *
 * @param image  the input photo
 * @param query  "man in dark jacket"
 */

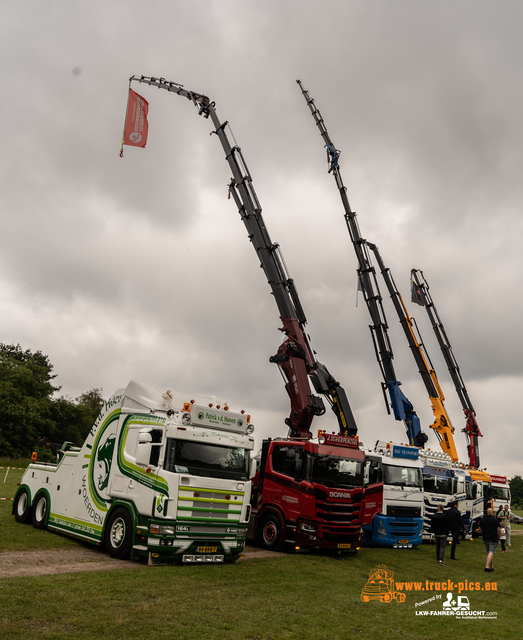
xmin=445 ymin=500 xmax=465 ymax=560
xmin=430 ymin=505 xmax=450 ymax=566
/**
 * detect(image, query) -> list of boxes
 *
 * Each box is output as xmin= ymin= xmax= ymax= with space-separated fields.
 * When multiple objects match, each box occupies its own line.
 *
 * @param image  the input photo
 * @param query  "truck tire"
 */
xmin=14 ymin=489 xmax=32 ymax=524
xmin=105 ymin=508 xmax=132 ymax=559
xmin=32 ymin=493 xmax=49 ymax=529
xmin=259 ymin=514 xmax=283 ymax=551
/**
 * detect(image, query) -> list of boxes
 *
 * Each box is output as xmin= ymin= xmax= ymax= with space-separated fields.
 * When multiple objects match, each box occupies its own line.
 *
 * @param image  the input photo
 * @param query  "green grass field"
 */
xmin=1 ymin=460 xmax=521 ymax=640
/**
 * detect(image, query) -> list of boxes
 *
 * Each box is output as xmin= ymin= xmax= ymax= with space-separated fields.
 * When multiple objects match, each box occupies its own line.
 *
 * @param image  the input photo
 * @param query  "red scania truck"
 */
xmin=251 ymin=432 xmax=368 ymax=552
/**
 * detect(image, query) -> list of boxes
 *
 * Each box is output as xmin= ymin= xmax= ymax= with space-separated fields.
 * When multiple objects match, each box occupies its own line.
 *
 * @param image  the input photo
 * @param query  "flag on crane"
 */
xmin=410 ymin=277 xmax=425 ymax=306
xmin=120 ymin=88 xmax=149 ymax=156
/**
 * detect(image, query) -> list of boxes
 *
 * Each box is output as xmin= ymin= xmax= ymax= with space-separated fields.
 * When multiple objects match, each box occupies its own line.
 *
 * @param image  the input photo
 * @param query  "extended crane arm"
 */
xmin=366 ymin=243 xmax=458 ymax=460
xmin=130 ymin=75 xmax=357 ymax=438
xmin=411 ymin=269 xmax=482 ymax=467
xmin=297 ymin=80 xmax=426 ymax=447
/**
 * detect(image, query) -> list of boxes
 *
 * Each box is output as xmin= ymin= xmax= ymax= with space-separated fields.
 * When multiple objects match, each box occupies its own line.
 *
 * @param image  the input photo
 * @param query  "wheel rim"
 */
xmin=263 ymin=521 xmax=276 ymax=545
xmin=110 ymin=518 xmax=125 ymax=548
xmin=36 ymin=497 xmax=47 ymax=521
xmin=17 ymin=493 xmax=27 ymax=516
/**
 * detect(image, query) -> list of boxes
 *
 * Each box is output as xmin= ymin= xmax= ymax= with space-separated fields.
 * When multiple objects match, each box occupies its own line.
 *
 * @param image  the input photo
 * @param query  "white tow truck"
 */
xmin=13 ymin=380 xmax=256 ymax=564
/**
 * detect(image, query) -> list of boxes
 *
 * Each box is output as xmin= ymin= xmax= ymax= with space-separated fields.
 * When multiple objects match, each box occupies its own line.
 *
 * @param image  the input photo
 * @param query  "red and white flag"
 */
xmin=121 ymin=89 xmax=149 ymax=152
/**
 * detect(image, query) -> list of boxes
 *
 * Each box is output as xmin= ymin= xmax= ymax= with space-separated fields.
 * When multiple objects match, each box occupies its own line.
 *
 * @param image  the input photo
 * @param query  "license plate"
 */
xmin=337 ymin=543 xmax=351 ymax=549
xmin=398 ymin=539 xmax=409 ymax=544
xmin=196 ymin=546 xmax=217 ymax=553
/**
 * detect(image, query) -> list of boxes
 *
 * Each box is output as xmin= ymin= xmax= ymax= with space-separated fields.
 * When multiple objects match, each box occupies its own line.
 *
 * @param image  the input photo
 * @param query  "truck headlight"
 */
xmin=159 ymin=525 xmax=175 ymax=535
xmin=299 ymin=521 xmax=317 ymax=534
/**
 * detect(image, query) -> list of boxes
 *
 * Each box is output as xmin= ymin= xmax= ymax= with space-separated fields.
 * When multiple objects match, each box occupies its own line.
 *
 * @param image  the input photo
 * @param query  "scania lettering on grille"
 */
xmin=329 ymin=491 xmax=350 ymax=499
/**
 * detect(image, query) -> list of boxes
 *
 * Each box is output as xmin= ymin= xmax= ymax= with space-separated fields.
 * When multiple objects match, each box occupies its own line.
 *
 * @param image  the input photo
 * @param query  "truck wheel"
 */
xmin=105 ymin=508 xmax=132 ymax=559
xmin=14 ymin=489 xmax=32 ymax=524
xmin=259 ymin=515 xmax=283 ymax=551
xmin=32 ymin=493 xmax=49 ymax=529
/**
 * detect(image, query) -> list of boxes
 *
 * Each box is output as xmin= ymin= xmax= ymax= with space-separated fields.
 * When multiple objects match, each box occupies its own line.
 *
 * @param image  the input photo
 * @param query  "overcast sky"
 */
xmin=2 ymin=1 xmax=522 ymax=479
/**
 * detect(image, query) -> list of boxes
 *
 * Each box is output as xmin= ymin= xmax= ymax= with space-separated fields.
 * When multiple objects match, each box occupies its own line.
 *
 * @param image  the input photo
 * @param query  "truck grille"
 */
xmin=389 ymin=521 xmax=420 ymax=537
xmin=321 ymin=530 xmax=361 ymax=544
xmin=386 ymin=505 xmax=421 ymax=518
xmin=314 ymin=489 xmax=360 ymax=524
xmin=176 ymin=486 xmax=244 ymax=526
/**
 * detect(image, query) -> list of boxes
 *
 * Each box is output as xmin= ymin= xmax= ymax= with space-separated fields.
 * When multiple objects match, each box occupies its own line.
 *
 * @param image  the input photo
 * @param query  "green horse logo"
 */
xmin=95 ymin=433 xmax=116 ymax=492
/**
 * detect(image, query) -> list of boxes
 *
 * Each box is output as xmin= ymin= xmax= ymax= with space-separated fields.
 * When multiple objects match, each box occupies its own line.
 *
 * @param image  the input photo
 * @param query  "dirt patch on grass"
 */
xmin=0 ymin=545 xmax=284 ymax=578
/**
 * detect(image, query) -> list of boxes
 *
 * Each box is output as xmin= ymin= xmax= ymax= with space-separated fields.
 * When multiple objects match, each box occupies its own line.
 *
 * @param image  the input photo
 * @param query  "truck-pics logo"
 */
xmin=361 ymin=565 xmax=406 ymax=603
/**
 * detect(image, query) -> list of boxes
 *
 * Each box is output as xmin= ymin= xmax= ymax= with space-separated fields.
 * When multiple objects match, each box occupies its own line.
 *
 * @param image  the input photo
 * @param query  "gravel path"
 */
xmin=0 ymin=545 xmax=283 ymax=578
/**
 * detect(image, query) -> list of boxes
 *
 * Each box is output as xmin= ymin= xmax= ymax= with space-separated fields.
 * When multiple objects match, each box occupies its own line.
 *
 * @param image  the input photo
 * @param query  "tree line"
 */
xmin=0 ymin=344 xmax=104 ymax=459
xmin=2 ymin=343 xmax=523 ymax=505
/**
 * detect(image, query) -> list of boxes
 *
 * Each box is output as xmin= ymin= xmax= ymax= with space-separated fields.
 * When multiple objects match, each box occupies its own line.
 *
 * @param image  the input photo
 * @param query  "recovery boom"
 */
xmin=411 ymin=269 xmax=482 ymax=467
xmin=131 ymin=75 xmax=357 ymax=439
xmin=297 ymin=79 xmax=427 ymax=448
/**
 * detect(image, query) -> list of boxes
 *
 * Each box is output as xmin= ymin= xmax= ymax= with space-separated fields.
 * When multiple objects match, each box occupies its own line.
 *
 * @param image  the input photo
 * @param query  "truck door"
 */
xmin=362 ymin=456 xmax=383 ymax=526
xmin=268 ymin=444 xmax=304 ymax=525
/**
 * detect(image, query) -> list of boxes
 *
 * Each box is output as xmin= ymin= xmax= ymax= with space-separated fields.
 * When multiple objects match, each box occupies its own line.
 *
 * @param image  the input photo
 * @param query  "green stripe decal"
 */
xmin=49 ymin=513 xmax=103 ymax=538
xmin=180 ymin=487 xmax=245 ymax=496
xmin=178 ymin=516 xmax=241 ymax=523
xmin=178 ymin=506 xmax=242 ymax=514
xmin=179 ymin=496 xmax=242 ymax=505
xmin=116 ymin=414 xmax=169 ymax=496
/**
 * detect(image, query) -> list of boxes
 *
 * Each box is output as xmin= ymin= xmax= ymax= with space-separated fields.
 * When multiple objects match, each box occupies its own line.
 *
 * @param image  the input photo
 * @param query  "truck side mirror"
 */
xmin=250 ymin=458 xmax=257 ymax=479
xmin=135 ymin=429 xmax=152 ymax=467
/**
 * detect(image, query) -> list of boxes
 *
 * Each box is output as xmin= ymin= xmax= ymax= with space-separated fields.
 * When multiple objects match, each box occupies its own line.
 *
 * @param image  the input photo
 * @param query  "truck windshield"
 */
xmin=163 ymin=439 xmax=250 ymax=481
xmin=484 ymin=485 xmax=510 ymax=501
xmin=383 ymin=464 xmax=423 ymax=487
xmin=306 ymin=453 xmax=363 ymax=488
xmin=423 ymin=473 xmax=453 ymax=495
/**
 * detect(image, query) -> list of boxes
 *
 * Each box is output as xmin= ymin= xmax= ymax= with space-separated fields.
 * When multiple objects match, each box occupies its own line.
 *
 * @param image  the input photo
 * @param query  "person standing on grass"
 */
xmin=479 ymin=508 xmax=501 ymax=572
xmin=445 ymin=500 xmax=465 ymax=560
xmin=430 ymin=505 xmax=450 ymax=566
xmin=499 ymin=525 xmax=507 ymax=552
xmin=502 ymin=504 xmax=515 ymax=546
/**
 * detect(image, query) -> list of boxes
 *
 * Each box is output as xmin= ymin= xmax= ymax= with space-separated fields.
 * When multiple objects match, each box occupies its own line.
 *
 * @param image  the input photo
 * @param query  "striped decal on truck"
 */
xmin=176 ymin=486 xmax=244 ymax=524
